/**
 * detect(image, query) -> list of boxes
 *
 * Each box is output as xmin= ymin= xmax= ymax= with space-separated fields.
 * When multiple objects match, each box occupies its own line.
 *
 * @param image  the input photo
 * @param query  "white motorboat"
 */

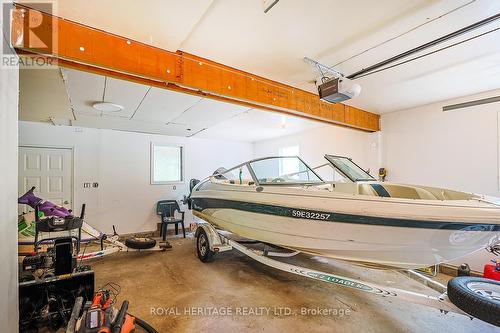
xmin=189 ymin=155 xmax=500 ymax=269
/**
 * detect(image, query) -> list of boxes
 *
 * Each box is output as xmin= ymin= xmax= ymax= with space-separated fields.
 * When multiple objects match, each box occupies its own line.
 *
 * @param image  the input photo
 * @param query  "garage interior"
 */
xmin=2 ymin=0 xmax=500 ymax=332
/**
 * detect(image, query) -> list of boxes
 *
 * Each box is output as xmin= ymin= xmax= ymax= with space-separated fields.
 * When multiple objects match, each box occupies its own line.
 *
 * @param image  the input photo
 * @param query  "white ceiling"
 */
xmin=19 ymin=69 xmax=72 ymax=123
xmin=20 ymin=0 xmax=500 ymax=113
xmin=39 ymin=68 xmax=320 ymax=142
xmin=196 ymin=110 xmax=320 ymax=142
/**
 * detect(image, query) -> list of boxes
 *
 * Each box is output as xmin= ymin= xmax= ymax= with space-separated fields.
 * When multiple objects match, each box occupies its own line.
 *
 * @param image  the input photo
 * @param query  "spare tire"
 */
xmin=447 ymin=276 xmax=500 ymax=327
xmin=125 ymin=237 xmax=156 ymax=250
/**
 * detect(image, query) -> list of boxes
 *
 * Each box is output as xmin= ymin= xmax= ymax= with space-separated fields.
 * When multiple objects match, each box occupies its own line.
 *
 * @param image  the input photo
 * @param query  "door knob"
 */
xmin=64 ymin=200 xmax=70 ymax=205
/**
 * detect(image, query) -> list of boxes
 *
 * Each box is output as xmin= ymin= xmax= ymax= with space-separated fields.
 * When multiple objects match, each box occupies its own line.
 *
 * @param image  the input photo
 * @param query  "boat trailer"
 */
xmin=195 ymin=222 xmax=485 ymax=321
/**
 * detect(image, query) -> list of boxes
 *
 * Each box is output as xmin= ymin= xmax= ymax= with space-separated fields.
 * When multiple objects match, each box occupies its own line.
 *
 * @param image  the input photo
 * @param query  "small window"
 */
xmin=151 ymin=143 xmax=183 ymax=184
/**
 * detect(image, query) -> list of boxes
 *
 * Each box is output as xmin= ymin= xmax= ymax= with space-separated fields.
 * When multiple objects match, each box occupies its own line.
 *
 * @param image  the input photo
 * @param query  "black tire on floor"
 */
xmin=125 ymin=237 xmax=156 ymax=250
xmin=447 ymin=276 xmax=500 ymax=327
xmin=196 ymin=228 xmax=216 ymax=263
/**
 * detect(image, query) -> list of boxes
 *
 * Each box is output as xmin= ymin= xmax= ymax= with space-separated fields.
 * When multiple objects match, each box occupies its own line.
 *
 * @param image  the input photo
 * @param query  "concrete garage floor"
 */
xmin=89 ymin=235 xmax=497 ymax=332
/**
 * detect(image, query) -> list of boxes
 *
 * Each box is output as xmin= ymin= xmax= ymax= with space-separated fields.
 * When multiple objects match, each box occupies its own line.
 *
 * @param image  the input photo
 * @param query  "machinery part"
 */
xmin=66 ymin=296 xmax=83 ymax=333
xmin=111 ymin=300 xmax=129 ymax=333
xmin=66 ymin=288 xmax=158 ymax=333
xmin=19 ymin=269 xmax=94 ymax=332
xmin=196 ymin=228 xmax=216 ymax=262
xmin=70 ymin=290 xmax=116 ymax=332
xmin=54 ymin=237 xmax=76 ymax=276
xmin=318 ymin=77 xmax=361 ymax=104
xmin=124 ymin=237 xmax=157 ymax=250
xmin=22 ymin=252 xmax=52 ymax=272
xmin=448 ymin=276 xmax=500 ymax=327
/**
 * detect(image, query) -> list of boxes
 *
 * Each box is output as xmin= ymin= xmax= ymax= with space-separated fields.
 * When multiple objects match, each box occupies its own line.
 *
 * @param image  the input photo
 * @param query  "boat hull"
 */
xmin=191 ymin=189 xmax=500 ymax=269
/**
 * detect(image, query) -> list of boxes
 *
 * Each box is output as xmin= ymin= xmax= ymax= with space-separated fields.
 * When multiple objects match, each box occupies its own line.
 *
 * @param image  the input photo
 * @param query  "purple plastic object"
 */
xmin=18 ymin=187 xmax=72 ymax=218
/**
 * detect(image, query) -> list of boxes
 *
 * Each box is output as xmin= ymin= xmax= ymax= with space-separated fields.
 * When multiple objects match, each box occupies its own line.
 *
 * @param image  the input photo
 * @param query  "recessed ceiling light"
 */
xmin=92 ymin=102 xmax=124 ymax=112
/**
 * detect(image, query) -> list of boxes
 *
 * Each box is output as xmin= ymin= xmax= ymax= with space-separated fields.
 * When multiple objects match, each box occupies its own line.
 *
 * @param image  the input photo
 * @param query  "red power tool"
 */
xmin=484 ymin=259 xmax=500 ymax=281
xmin=66 ymin=290 xmax=136 ymax=333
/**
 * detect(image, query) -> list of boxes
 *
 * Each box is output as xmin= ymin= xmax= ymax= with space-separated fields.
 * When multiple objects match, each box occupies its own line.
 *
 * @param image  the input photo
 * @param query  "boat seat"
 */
xmin=357 ymin=183 xmax=439 ymax=199
xmin=357 ymin=184 xmax=379 ymax=196
xmin=384 ymin=185 xmax=438 ymax=200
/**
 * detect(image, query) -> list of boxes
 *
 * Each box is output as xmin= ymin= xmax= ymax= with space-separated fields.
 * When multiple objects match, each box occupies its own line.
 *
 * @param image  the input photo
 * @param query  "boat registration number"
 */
xmin=291 ymin=209 xmax=331 ymax=220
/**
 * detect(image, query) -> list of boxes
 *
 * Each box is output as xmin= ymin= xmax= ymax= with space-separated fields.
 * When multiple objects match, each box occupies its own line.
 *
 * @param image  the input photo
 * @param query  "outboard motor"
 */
xmin=189 ymin=179 xmax=200 ymax=192
xmin=187 ymin=179 xmax=200 ymax=209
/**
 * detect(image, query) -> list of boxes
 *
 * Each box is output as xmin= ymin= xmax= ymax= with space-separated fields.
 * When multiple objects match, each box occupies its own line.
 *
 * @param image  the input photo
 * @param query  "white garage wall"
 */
xmin=381 ymin=88 xmax=500 ymax=196
xmin=253 ymin=124 xmax=380 ymax=178
xmin=381 ymin=88 xmax=500 ymax=271
xmin=0 ymin=43 xmax=19 ymax=333
xmin=19 ymin=121 xmax=253 ymax=234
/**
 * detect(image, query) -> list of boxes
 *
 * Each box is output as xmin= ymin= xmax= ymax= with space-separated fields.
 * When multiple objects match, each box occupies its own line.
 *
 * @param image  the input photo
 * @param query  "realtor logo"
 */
xmin=2 ymin=1 xmax=55 ymax=68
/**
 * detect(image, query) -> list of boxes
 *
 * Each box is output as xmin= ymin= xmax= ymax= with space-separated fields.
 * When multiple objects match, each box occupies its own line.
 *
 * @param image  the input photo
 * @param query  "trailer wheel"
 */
xmin=125 ymin=237 xmax=156 ymax=250
xmin=196 ymin=228 xmax=216 ymax=262
xmin=447 ymin=276 xmax=500 ymax=326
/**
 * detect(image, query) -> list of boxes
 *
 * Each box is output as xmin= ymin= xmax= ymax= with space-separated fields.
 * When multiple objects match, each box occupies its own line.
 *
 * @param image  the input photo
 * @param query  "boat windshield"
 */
xmin=249 ymin=157 xmax=323 ymax=185
xmin=324 ymin=155 xmax=374 ymax=182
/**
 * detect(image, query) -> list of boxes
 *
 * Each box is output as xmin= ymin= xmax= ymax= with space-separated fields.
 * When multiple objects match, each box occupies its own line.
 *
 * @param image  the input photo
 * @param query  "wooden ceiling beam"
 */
xmin=11 ymin=5 xmax=380 ymax=131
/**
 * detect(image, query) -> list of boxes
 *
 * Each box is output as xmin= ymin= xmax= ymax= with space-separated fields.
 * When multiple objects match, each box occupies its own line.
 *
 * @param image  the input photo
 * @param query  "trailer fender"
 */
xmin=195 ymin=223 xmax=224 ymax=251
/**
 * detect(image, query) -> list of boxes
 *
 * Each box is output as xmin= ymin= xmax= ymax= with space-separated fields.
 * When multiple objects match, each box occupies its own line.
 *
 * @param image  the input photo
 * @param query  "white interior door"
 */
xmin=18 ymin=146 xmax=73 ymax=213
